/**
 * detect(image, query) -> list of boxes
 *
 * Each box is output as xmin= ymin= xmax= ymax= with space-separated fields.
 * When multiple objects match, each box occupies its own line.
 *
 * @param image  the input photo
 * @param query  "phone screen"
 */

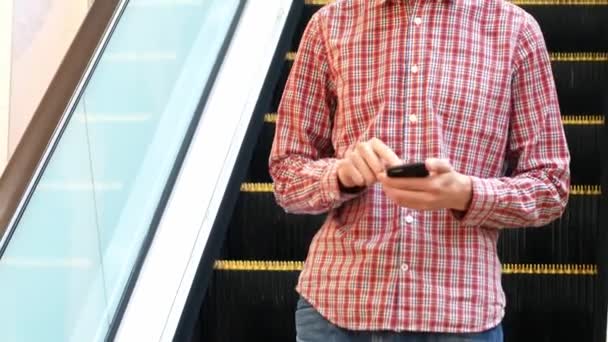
xmin=386 ymin=162 xmax=429 ymax=178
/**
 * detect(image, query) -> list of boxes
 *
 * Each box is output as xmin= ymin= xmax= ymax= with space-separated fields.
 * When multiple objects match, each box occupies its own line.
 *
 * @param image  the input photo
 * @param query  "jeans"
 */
xmin=295 ymin=297 xmax=503 ymax=342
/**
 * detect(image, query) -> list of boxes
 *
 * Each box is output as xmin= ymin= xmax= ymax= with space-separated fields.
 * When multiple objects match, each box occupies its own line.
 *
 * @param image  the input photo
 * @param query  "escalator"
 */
xmin=195 ymin=1 xmax=608 ymax=342
xmin=1 ymin=0 xmax=607 ymax=341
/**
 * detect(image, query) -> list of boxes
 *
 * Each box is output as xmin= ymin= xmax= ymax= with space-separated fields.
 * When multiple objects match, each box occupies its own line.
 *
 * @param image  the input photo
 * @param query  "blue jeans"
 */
xmin=295 ymin=297 xmax=503 ymax=342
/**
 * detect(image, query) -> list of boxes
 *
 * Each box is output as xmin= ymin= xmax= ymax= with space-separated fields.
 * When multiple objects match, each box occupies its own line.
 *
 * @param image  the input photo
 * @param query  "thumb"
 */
xmin=425 ymin=158 xmax=453 ymax=175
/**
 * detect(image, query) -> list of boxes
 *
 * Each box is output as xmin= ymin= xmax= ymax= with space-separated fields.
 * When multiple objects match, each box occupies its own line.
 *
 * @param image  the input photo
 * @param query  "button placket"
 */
xmin=405 ymin=2 xmax=424 ymax=136
xmin=399 ymin=2 xmax=425 ymax=323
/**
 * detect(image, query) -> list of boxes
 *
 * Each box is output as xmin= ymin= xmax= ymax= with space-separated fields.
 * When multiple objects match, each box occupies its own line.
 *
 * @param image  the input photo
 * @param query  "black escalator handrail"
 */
xmin=0 ymin=0 xmax=121 ymax=235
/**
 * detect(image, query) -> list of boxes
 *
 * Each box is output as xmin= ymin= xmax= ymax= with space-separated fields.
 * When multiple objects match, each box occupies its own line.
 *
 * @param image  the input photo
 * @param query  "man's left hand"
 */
xmin=377 ymin=158 xmax=473 ymax=211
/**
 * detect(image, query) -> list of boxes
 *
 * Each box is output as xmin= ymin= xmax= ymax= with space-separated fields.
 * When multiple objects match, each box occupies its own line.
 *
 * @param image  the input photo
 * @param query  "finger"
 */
xmin=350 ymin=152 xmax=377 ymax=186
xmin=356 ymin=142 xmax=384 ymax=174
xmin=378 ymin=173 xmax=441 ymax=193
xmin=383 ymin=186 xmax=437 ymax=210
xmin=339 ymin=159 xmax=366 ymax=187
xmin=370 ymin=138 xmax=401 ymax=167
xmin=425 ymin=158 xmax=453 ymax=175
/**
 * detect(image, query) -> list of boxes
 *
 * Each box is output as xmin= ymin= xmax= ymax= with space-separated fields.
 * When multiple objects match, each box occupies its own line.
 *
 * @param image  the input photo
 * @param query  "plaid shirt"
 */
xmin=269 ymin=0 xmax=570 ymax=333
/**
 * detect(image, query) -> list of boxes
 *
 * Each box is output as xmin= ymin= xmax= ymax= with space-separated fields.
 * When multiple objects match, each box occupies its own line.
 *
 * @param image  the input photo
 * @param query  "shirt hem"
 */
xmin=296 ymin=286 xmax=505 ymax=334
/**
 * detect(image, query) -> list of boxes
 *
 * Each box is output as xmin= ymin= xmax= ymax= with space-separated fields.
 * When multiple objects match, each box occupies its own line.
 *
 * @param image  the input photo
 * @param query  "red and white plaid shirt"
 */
xmin=269 ymin=0 xmax=570 ymax=333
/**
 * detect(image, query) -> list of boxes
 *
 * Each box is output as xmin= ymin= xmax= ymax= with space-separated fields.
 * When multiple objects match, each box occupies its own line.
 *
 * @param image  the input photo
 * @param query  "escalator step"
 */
xmin=224 ymin=185 xmax=600 ymax=263
xmin=199 ymin=263 xmax=597 ymax=342
xmin=245 ymin=121 xmax=276 ymax=183
xmin=221 ymin=190 xmax=325 ymax=260
xmin=522 ymin=5 xmax=608 ymax=52
xmin=553 ymin=59 xmax=608 ymax=114
xmin=502 ymin=273 xmax=596 ymax=342
xmin=247 ymin=119 xmax=604 ymax=185
xmin=199 ymin=270 xmax=300 ymax=342
xmin=273 ymin=53 xmax=608 ymax=115
xmin=564 ymin=124 xmax=603 ymax=185
xmin=294 ymin=2 xmax=608 ymax=53
xmin=269 ymin=61 xmax=293 ymax=115
xmin=498 ymin=191 xmax=601 ymax=264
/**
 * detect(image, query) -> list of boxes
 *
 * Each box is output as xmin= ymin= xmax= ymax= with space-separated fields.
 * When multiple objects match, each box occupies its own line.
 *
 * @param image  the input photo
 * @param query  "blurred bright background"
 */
xmin=0 ymin=0 xmax=93 ymax=172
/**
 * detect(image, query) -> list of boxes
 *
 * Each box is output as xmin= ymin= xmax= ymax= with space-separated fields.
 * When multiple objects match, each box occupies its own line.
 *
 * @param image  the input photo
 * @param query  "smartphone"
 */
xmin=386 ymin=162 xmax=429 ymax=178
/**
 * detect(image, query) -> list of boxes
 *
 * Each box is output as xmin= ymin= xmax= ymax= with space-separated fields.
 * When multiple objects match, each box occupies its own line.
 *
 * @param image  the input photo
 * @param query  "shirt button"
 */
xmin=401 ymin=263 xmax=410 ymax=272
xmin=405 ymin=215 xmax=414 ymax=224
xmin=409 ymin=114 xmax=418 ymax=123
xmin=410 ymin=65 xmax=419 ymax=73
xmin=414 ymin=17 xmax=422 ymax=25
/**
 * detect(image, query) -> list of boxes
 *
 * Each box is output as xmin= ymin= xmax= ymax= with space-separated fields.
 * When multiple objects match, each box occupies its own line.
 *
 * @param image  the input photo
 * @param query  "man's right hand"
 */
xmin=337 ymin=138 xmax=401 ymax=189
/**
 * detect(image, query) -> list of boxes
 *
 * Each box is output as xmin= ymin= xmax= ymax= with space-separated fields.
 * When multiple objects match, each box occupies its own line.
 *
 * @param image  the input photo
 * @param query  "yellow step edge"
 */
xmin=285 ymin=52 xmax=608 ymax=62
xmin=241 ymin=182 xmax=274 ymax=192
xmin=214 ymin=260 xmax=598 ymax=275
xmin=305 ymin=0 xmax=608 ymax=5
xmin=265 ymin=113 xmax=605 ymax=125
xmin=551 ymin=52 xmax=608 ymax=62
xmin=264 ymin=113 xmax=278 ymax=123
xmin=502 ymin=264 xmax=597 ymax=275
xmin=570 ymin=185 xmax=602 ymax=195
xmin=215 ymin=260 xmax=304 ymax=271
xmin=285 ymin=52 xmax=297 ymax=62
xmin=510 ymin=0 xmax=608 ymax=3
xmin=562 ymin=115 xmax=605 ymax=125
xmin=241 ymin=183 xmax=601 ymax=195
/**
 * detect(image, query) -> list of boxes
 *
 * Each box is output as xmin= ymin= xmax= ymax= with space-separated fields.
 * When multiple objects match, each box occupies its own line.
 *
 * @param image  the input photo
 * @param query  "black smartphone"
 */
xmin=386 ymin=162 xmax=429 ymax=178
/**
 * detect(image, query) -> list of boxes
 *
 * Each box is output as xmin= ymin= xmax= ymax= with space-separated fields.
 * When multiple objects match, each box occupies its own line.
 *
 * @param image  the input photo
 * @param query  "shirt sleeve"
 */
xmin=457 ymin=14 xmax=571 ymax=229
xmin=269 ymin=12 xmax=360 ymax=215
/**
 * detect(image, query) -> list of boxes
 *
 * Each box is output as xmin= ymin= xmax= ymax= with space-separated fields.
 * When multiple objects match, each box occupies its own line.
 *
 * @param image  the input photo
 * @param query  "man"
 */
xmin=269 ymin=0 xmax=570 ymax=341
